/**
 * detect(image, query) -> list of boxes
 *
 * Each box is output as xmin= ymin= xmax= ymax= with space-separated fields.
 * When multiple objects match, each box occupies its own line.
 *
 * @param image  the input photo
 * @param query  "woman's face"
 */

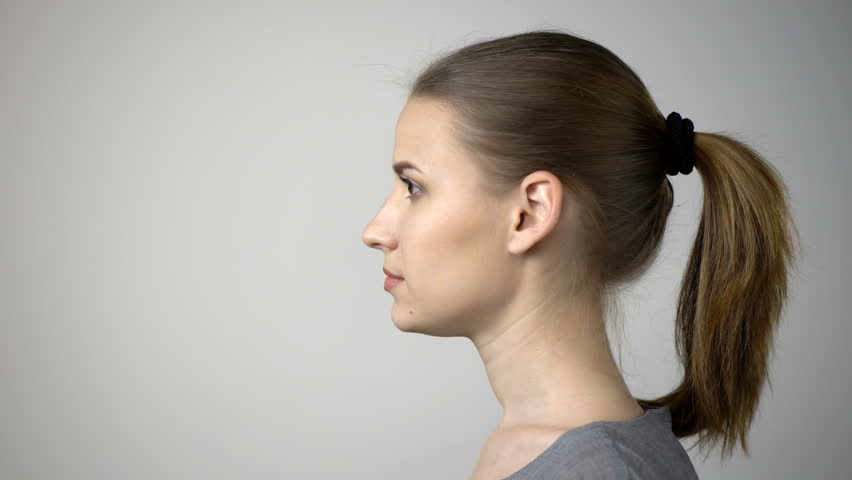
xmin=362 ymin=98 xmax=518 ymax=337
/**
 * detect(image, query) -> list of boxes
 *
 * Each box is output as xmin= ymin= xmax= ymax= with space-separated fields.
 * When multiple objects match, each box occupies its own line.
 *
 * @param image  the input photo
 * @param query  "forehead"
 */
xmin=393 ymin=98 xmax=461 ymax=170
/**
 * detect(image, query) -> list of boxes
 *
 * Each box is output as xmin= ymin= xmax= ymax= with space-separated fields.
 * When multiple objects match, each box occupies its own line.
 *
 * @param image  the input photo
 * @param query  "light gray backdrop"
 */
xmin=1 ymin=1 xmax=849 ymax=479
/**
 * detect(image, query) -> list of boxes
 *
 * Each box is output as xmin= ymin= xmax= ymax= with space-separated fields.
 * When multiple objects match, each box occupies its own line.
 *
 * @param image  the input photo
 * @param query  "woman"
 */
xmin=361 ymin=29 xmax=800 ymax=480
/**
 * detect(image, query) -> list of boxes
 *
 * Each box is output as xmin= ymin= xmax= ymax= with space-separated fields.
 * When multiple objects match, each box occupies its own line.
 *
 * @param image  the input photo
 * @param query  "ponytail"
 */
xmin=637 ymin=132 xmax=803 ymax=462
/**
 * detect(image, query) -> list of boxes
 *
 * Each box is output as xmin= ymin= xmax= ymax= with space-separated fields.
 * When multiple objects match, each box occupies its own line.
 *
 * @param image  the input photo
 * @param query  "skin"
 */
xmin=361 ymin=97 xmax=644 ymax=442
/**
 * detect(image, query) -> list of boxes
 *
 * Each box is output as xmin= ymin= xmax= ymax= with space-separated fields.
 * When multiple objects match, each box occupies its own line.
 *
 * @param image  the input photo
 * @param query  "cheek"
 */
xmin=405 ymin=209 xmax=506 ymax=301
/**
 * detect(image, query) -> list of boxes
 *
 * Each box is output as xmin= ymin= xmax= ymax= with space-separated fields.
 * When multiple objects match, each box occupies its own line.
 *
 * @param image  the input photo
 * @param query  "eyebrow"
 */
xmin=392 ymin=160 xmax=423 ymax=176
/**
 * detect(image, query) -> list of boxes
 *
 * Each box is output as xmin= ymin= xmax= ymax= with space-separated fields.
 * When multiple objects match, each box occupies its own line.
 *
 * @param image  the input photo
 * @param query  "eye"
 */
xmin=399 ymin=176 xmax=422 ymax=199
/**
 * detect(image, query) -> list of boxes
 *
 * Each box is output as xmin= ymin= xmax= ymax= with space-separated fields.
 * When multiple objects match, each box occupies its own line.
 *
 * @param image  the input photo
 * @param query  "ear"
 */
xmin=507 ymin=171 xmax=564 ymax=255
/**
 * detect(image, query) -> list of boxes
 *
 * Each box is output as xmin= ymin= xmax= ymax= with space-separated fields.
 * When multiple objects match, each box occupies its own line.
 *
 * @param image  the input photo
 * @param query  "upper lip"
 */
xmin=383 ymin=267 xmax=404 ymax=279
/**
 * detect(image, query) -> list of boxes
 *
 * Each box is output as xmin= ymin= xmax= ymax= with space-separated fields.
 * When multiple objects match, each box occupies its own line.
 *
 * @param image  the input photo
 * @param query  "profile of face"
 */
xmin=362 ymin=98 xmax=544 ymax=338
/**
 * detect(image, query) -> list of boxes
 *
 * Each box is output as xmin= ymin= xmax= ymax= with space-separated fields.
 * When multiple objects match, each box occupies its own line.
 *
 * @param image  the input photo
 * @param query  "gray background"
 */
xmin=1 ymin=1 xmax=849 ymax=479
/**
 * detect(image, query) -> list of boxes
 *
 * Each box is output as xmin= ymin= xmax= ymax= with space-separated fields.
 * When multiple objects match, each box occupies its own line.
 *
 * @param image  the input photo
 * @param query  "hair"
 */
xmin=402 ymin=28 xmax=802 ymax=463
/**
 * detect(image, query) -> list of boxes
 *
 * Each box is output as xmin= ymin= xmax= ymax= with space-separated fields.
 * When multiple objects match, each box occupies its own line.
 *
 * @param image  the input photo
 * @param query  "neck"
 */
xmin=470 ymin=288 xmax=642 ymax=429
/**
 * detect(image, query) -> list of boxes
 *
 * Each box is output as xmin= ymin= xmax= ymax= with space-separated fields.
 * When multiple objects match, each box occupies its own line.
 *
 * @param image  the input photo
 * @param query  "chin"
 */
xmin=390 ymin=308 xmax=420 ymax=333
xmin=391 ymin=308 xmax=467 ymax=338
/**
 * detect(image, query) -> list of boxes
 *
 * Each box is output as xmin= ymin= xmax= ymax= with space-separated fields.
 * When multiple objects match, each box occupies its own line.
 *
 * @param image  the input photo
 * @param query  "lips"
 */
xmin=383 ymin=267 xmax=403 ymax=279
xmin=384 ymin=276 xmax=404 ymax=291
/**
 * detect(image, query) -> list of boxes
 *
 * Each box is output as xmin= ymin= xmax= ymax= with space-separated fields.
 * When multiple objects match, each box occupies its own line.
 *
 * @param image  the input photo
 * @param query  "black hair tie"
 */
xmin=663 ymin=111 xmax=695 ymax=176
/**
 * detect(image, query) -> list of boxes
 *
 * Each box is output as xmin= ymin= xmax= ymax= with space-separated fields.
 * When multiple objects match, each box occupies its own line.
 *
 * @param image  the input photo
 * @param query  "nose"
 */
xmin=362 ymin=201 xmax=397 ymax=252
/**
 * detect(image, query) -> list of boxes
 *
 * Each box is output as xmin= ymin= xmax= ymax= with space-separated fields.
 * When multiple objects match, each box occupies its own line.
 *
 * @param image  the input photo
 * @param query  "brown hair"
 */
xmin=403 ymin=28 xmax=802 ymax=462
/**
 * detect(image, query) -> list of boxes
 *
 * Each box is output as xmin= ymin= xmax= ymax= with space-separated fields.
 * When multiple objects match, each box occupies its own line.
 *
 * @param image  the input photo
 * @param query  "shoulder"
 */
xmin=556 ymin=426 xmax=700 ymax=480
xmin=520 ymin=420 xmax=700 ymax=480
xmin=472 ymin=426 xmax=569 ymax=480
xmin=475 ymin=408 xmax=699 ymax=480
xmin=559 ymin=445 xmax=632 ymax=479
xmin=475 ymin=426 xmax=634 ymax=479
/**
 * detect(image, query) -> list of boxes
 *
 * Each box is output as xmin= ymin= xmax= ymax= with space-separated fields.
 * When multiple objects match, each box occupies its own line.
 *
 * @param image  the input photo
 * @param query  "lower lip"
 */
xmin=384 ymin=276 xmax=404 ymax=291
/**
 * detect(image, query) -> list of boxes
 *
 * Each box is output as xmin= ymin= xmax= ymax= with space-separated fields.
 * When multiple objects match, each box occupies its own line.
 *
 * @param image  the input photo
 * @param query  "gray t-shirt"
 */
xmin=502 ymin=406 xmax=700 ymax=479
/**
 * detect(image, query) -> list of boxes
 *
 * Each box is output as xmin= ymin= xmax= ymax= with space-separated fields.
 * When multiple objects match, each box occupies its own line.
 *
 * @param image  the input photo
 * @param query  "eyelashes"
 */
xmin=399 ymin=176 xmax=421 ymax=199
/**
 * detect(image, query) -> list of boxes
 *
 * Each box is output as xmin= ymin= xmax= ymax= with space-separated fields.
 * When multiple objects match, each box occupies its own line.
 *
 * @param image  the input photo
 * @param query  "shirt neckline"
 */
xmin=501 ymin=405 xmax=670 ymax=480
